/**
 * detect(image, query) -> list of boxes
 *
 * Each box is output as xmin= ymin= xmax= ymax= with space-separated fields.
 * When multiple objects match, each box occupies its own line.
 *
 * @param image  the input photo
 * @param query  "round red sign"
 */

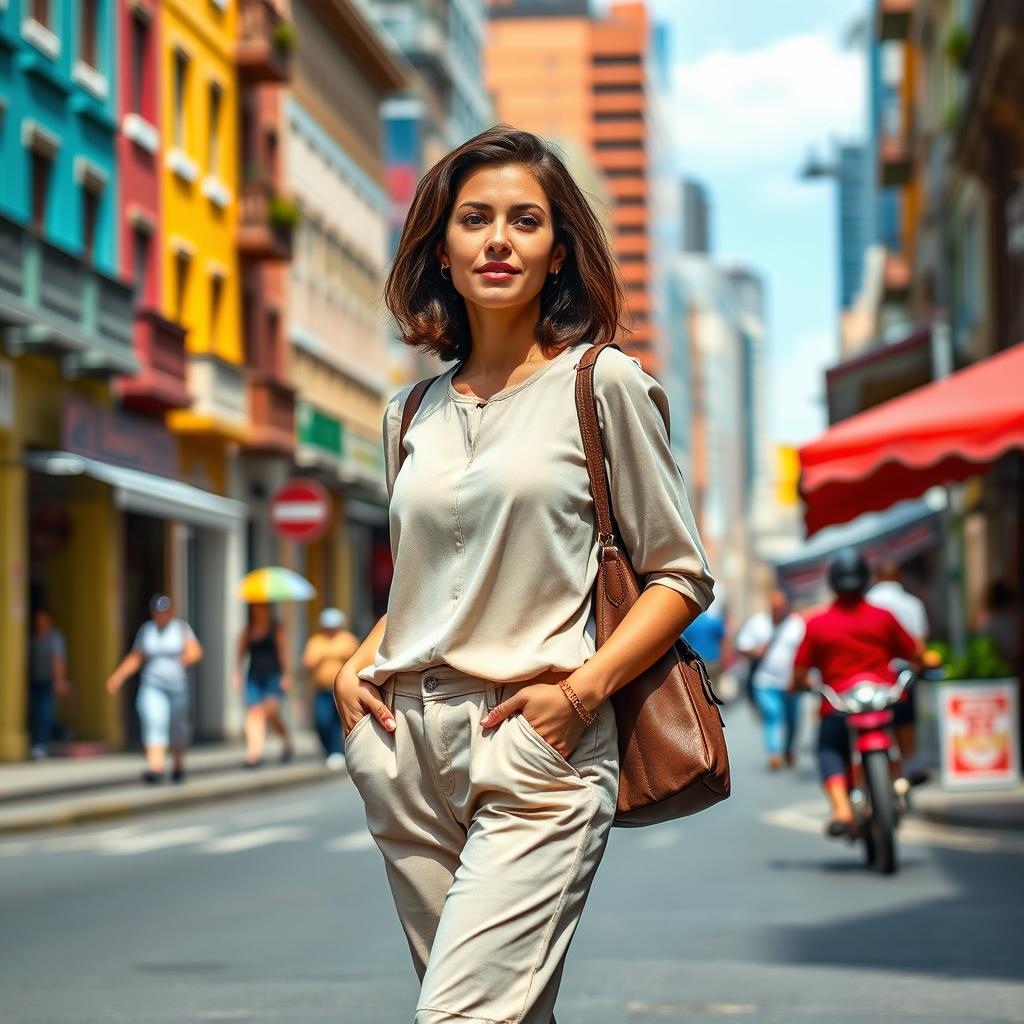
xmin=270 ymin=478 xmax=331 ymax=543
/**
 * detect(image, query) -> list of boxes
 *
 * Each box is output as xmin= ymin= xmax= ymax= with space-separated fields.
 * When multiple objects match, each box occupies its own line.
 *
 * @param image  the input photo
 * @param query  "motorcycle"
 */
xmin=814 ymin=663 xmax=919 ymax=875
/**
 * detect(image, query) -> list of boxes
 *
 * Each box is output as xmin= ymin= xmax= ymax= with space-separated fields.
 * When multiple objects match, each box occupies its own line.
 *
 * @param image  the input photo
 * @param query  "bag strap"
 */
xmin=574 ymin=343 xmax=621 ymax=545
xmin=398 ymin=376 xmax=440 ymax=471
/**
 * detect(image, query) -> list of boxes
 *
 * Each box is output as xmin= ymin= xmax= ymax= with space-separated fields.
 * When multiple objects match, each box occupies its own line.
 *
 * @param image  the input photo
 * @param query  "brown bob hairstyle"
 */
xmin=383 ymin=125 xmax=626 ymax=363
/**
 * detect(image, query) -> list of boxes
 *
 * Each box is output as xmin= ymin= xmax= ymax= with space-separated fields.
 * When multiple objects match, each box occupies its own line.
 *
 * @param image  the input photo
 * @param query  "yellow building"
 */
xmin=163 ymin=0 xmax=247 ymax=446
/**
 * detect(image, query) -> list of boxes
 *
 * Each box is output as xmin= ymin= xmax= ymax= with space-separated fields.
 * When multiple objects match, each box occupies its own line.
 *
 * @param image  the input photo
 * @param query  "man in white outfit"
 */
xmin=866 ymin=560 xmax=928 ymax=771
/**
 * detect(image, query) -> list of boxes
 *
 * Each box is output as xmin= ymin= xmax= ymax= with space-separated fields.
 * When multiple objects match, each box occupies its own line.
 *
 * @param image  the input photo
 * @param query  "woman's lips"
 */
xmin=476 ymin=264 xmax=520 ymax=282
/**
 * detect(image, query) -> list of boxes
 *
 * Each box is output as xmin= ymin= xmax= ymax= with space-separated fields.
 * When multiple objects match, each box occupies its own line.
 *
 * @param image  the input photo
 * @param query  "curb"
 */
xmin=0 ymin=761 xmax=340 ymax=835
xmin=910 ymin=786 xmax=1024 ymax=833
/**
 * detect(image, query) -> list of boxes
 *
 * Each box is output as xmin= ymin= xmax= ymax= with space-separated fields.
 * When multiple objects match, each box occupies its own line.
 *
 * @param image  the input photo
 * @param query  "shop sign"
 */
xmin=938 ymin=681 xmax=1020 ymax=789
xmin=296 ymin=402 xmax=342 ymax=458
xmin=340 ymin=425 xmax=386 ymax=486
xmin=270 ymin=477 xmax=331 ymax=543
xmin=0 ymin=360 xmax=13 ymax=429
xmin=62 ymin=394 xmax=179 ymax=478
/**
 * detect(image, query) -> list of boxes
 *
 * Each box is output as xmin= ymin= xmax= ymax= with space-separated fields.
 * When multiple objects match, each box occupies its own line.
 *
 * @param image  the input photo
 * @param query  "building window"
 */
xmin=595 ymin=139 xmax=644 ymax=151
xmin=31 ymin=0 xmax=51 ymax=29
xmin=210 ymin=273 xmax=224 ymax=342
xmin=604 ymin=167 xmax=644 ymax=179
xmin=131 ymin=15 xmax=148 ymax=116
xmin=592 ymin=54 xmax=641 ymax=67
xmin=618 ymin=252 xmax=645 ymax=264
xmin=595 ymin=110 xmax=643 ymax=122
xmin=80 ymin=0 xmax=99 ymax=68
xmin=616 ymin=195 xmax=645 ymax=206
xmin=174 ymin=251 xmax=191 ymax=322
xmin=82 ymin=186 xmax=100 ymax=265
xmin=592 ymin=82 xmax=643 ymax=95
xmin=30 ymin=151 xmax=52 ymax=234
xmin=172 ymin=49 xmax=189 ymax=148
xmin=207 ymin=81 xmax=222 ymax=175
xmin=132 ymin=226 xmax=151 ymax=304
xmin=616 ymin=223 xmax=646 ymax=235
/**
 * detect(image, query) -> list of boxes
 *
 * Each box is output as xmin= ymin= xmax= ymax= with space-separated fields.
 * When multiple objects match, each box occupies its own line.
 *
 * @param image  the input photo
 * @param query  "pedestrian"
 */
xmin=27 ymin=606 xmax=70 ymax=760
xmin=682 ymin=597 xmax=730 ymax=695
xmin=867 ymin=560 xmax=929 ymax=770
xmin=234 ymin=602 xmax=293 ymax=768
xmin=334 ymin=127 xmax=713 ymax=1023
xmin=791 ymin=550 xmax=920 ymax=836
xmin=302 ymin=607 xmax=359 ymax=768
xmin=105 ymin=595 xmax=203 ymax=784
xmin=735 ymin=590 xmax=806 ymax=770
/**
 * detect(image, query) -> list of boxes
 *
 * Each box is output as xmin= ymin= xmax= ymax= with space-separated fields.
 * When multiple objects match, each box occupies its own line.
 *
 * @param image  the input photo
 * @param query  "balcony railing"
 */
xmin=0 ymin=212 xmax=137 ymax=376
xmin=237 ymin=0 xmax=294 ymax=84
xmin=117 ymin=309 xmax=190 ymax=413
xmin=238 ymin=180 xmax=295 ymax=262
xmin=247 ymin=371 xmax=296 ymax=455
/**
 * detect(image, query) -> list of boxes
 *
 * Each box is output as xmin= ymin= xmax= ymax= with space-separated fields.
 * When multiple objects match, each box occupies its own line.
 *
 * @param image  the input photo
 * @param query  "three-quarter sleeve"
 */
xmin=594 ymin=348 xmax=715 ymax=611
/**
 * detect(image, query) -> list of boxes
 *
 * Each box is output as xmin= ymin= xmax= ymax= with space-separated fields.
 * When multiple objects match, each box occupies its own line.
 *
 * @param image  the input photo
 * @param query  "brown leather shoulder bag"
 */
xmin=397 ymin=346 xmax=731 ymax=826
xmin=575 ymin=342 xmax=730 ymax=826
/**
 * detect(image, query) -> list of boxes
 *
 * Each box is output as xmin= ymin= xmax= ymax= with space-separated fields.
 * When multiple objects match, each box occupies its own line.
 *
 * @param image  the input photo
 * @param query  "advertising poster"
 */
xmin=939 ymin=682 xmax=1020 ymax=789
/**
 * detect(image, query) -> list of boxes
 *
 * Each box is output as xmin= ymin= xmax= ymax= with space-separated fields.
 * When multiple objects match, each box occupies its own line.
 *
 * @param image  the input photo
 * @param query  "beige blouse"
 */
xmin=358 ymin=343 xmax=714 ymax=687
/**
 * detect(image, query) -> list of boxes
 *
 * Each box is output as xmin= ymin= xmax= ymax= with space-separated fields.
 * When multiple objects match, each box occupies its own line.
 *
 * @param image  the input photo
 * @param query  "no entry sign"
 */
xmin=270 ymin=477 xmax=331 ymax=543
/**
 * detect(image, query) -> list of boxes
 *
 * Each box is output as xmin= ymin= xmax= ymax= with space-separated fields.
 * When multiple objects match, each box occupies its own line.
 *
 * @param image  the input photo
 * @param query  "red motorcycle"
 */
xmin=814 ymin=664 xmax=919 ymax=874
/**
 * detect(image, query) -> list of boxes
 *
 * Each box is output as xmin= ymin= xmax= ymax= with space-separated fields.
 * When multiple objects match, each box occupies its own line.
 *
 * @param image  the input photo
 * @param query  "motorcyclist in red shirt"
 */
xmin=791 ymin=548 xmax=922 ymax=837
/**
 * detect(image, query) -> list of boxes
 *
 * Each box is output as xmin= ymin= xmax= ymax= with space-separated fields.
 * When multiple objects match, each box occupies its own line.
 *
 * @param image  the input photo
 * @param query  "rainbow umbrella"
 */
xmin=235 ymin=567 xmax=316 ymax=604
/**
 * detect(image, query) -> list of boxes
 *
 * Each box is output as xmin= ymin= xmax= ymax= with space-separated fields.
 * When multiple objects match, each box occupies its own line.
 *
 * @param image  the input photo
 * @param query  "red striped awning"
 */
xmin=799 ymin=343 xmax=1024 ymax=535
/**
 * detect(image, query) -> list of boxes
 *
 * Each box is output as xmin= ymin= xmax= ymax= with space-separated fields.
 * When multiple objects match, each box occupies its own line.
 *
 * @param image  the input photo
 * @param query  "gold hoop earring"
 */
xmin=440 ymin=263 xmax=449 ymax=280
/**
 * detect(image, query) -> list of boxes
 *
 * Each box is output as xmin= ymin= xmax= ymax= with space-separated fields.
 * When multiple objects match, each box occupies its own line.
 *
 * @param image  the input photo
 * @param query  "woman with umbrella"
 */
xmin=234 ymin=569 xmax=311 ymax=767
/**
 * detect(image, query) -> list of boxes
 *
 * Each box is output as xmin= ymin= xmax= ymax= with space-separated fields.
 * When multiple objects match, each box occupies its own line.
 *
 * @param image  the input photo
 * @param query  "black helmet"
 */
xmin=828 ymin=548 xmax=869 ymax=595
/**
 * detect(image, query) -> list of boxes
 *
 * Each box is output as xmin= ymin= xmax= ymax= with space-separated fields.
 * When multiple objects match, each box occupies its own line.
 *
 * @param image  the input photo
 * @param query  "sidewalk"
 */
xmin=0 ymin=732 xmax=338 ymax=834
xmin=911 ymin=780 xmax=1024 ymax=832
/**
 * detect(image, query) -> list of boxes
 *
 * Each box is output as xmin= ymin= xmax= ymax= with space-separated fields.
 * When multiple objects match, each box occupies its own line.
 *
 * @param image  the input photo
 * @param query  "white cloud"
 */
xmin=671 ymin=34 xmax=863 ymax=169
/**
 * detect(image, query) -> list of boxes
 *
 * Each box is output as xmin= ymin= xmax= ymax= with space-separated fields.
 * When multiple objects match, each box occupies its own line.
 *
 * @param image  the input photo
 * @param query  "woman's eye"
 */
xmin=463 ymin=213 xmax=486 ymax=226
xmin=516 ymin=217 xmax=540 ymax=228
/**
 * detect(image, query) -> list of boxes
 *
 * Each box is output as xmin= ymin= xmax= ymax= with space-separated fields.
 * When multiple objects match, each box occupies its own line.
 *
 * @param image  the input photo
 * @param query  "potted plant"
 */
xmin=268 ymin=194 xmax=301 ymax=234
xmin=272 ymin=19 xmax=297 ymax=59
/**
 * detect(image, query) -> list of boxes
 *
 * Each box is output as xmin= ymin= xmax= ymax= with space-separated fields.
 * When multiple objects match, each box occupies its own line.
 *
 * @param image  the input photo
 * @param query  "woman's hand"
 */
xmin=232 ymin=670 xmax=243 ymax=693
xmin=280 ymin=673 xmax=292 ymax=693
xmin=334 ymin=668 xmax=396 ymax=739
xmin=480 ymin=682 xmax=589 ymax=760
xmin=105 ymin=673 xmax=122 ymax=696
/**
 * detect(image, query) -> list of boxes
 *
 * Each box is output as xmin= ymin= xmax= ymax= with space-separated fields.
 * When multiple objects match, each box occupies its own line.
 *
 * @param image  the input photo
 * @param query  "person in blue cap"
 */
xmin=106 ymin=595 xmax=203 ymax=784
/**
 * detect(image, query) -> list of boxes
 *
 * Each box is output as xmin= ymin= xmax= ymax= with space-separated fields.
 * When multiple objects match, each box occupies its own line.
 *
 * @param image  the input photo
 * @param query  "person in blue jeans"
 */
xmin=234 ymin=602 xmax=292 ymax=768
xmin=735 ymin=590 xmax=806 ymax=770
xmin=302 ymin=608 xmax=359 ymax=768
xmin=28 ymin=607 xmax=70 ymax=760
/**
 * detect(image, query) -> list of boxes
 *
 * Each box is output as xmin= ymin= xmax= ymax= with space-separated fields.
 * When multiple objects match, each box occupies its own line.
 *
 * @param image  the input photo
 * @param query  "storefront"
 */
xmin=4 ymin=373 xmax=246 ymax=758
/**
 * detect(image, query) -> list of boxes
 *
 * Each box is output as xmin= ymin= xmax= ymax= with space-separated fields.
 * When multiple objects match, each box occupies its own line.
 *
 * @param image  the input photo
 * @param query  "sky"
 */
xmin=604 ymin=0 xmax=868 ymax=445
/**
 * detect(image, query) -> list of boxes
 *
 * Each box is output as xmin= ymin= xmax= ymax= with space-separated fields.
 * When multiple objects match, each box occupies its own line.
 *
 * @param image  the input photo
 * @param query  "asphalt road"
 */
xmin=2 ymin=707 xmax=1022 ymax=1024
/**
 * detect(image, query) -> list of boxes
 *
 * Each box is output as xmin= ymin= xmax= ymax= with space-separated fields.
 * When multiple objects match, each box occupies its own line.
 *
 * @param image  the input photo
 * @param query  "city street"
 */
xmin=2 ymin=710 xmax=1022 ymax=1024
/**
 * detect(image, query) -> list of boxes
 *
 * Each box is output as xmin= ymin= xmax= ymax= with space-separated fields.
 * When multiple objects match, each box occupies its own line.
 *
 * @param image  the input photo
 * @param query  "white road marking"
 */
xmin=229 ymin=798 xmax=322 ymax=827
xmin=100 ymin=825 xmax=216 ymax=855
xmin=325 ymin=830 xmax=376 ymax=853
xmin=200 ymin=826 xmax=311 ymax=854
xmin=761 ymin=798 xmax=1024 ymax=854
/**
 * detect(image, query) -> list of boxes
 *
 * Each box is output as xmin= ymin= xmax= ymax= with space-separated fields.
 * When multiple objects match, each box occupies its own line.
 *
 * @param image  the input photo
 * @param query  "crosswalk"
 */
xmin=0 ymin=820 xmax=377 ymax=859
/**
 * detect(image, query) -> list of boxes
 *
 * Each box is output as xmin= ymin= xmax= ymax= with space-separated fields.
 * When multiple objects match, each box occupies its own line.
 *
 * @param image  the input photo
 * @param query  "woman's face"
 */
xmin=251 ymin=603 xmax=270 ymax=626
xmin=438 ymin=163 xmax=566 ymax=313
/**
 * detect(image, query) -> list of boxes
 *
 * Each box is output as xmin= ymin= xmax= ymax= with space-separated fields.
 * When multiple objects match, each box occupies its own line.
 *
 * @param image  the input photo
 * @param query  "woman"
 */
xmin=106 ymin=595 xmax=202 ymax=784
xmin=302 ymin=607 xmax=359 ymax=768
xmin=234 ymin=602 xmax=292 ymax=767
xmin=334 ymin=127 xmax=713 ymax=1023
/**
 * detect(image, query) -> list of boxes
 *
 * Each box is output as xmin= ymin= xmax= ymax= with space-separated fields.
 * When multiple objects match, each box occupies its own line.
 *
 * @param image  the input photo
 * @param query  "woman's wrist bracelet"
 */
xmin=559 ymin=679 xmax=597 ymax=726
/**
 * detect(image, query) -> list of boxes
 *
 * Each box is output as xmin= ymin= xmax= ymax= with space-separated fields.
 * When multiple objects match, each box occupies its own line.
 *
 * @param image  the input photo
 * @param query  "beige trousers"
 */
xmin=344 ymin=666 xmax=619 ymax=1024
